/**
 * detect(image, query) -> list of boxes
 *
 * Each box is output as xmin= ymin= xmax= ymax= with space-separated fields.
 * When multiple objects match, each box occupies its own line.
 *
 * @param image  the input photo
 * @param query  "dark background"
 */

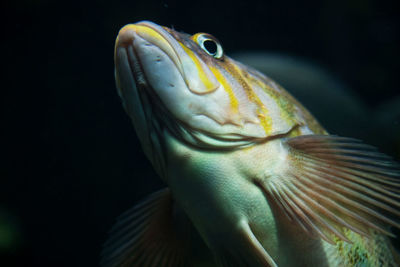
xmin=1 ymin=0 xmax=399 ymax=266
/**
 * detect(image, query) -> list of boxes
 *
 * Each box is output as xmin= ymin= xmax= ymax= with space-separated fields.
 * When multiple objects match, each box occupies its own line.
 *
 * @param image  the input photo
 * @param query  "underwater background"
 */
xmin=2 ymin=0 xmax=399 ymax=266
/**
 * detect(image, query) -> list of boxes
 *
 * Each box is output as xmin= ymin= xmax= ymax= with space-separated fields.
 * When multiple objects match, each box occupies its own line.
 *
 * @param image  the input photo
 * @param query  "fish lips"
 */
xmin=114 ymin=21 xmax=185 ymax=127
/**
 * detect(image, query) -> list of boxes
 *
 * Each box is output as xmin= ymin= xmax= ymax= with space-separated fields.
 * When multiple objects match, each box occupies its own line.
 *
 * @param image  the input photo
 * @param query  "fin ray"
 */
xmin=101 ymin=188 xmax=189 ymax=267
xmin=260 ymin=135 xmax=400 ymax=243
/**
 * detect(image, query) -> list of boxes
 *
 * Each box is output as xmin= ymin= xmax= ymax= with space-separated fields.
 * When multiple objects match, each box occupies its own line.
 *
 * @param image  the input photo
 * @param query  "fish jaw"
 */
xmin=114 ymin=37 xmax=152 ymax=159
xmin=115 ymin=21 xmax=224 ymax=127
xmin=117 ymin=21 xmax=220 ymax=94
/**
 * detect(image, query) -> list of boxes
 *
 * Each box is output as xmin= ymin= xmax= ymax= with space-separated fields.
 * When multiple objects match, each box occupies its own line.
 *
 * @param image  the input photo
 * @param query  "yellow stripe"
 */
xmin=209 ymin=65 xmax=239 ymax=114
xmin=244 ymin=71 xmax=298 ymax=127
xmin=179 ymin=42 xmax=216 ymax=92
xmin=225 ymin=62 xmax=272 ymax=134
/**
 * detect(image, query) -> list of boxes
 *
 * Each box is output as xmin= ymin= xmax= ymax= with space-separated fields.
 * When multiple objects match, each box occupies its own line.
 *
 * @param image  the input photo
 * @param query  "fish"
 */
xmin=101 ymin=21 xmax=400 ymax=267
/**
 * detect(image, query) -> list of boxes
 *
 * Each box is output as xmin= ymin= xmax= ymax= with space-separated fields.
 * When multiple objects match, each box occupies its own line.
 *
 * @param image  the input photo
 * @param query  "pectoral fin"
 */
xmin=101 ymin=188 xmax=189 ymax=267
xmin=259 ymin=135 xmax=400 ymax=244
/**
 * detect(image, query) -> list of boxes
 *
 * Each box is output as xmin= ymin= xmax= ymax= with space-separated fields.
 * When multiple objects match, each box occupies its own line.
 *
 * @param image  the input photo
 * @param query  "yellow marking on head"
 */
xmin=118 ymin=24 xmax=168 ymax=47
xmin=224 ymin=61 xmax=272 ymax=134
xmin=240 ymin=68 xmax=300 ymax=126
xmin=134 ymin=25 xmax=164 ymax=42
xmin=178 ymin=42 xmax=216 ymax=92
xmin=191 ymin=33 xmax=203 ymax=42
xmin=209 ymin=65 xmax=239 ymax=114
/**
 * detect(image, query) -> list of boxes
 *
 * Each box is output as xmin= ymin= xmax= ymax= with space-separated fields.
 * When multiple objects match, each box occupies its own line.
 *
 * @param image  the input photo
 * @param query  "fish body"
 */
xmin=102 ymin=21 xmax=400 ymax=267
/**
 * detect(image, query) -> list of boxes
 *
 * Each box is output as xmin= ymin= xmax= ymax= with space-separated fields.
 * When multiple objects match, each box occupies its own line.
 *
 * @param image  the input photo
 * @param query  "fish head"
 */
xmin=114 ymin=21 xmax=314 ymax=170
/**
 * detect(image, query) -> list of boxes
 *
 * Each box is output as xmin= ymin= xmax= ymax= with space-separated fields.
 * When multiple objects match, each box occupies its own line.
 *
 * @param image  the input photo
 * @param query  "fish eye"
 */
xmin=195 ymin=34 xmax=223 ymax=59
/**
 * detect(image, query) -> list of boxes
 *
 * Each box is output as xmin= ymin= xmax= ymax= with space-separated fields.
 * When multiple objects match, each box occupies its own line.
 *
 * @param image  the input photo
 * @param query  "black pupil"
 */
xmin=203 ymin=40 xmax=218 ymax=55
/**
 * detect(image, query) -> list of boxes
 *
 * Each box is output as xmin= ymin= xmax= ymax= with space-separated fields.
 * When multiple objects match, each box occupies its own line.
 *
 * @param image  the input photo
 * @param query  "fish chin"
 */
xmin=115 ymin=45 xmax=152 ymax=153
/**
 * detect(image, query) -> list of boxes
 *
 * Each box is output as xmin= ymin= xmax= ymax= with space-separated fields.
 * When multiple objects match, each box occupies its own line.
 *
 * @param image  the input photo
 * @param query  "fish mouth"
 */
xmin=114 ymin=21 xmax=188 ymax=126
xmin=115 ymin=21 xmax=219 ymax=95
xmin=114 ymin=21 xmax=184 ymax=128
xmin=115 ymin=21 xmax=185 ymax=89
